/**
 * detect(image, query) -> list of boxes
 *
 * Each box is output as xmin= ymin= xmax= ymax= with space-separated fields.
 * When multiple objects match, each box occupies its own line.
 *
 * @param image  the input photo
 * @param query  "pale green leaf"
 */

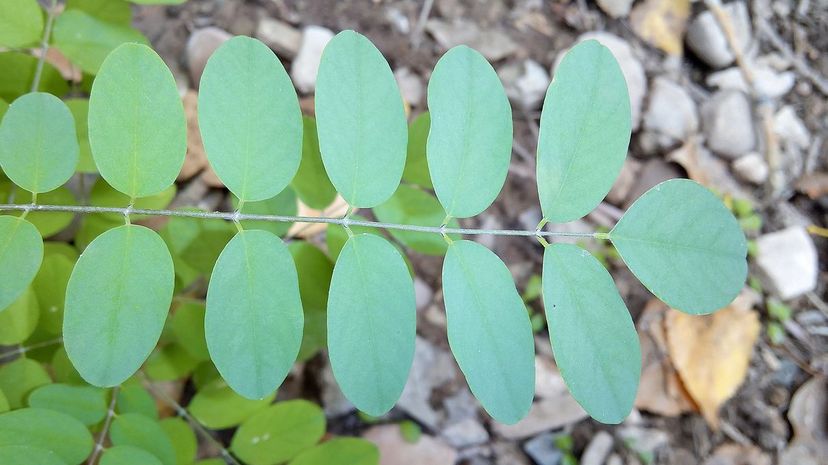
xmin=327 ymin=233 xmax=415 ymax=415
xmin=0 ymin=93 xmax=78 ymax=193
xmin=100 ymin=446 xmax=162 ymax=465
xmin=0 ymin=52 xmax=68 ymax=102
xmin=232 ymin=188 xmax=297 ymax=237
xmin=170 ymin=301 xmax=209 ymax=362
xmin=51 ymin=347 xmax=85 ymax=385
xmin=188 ymin=379 xmax=275 ymax=429
xmin=88 ymin=43 xmax=185 ymax=198
xmin=0 ymin=408 xmax=93 ymax=465
xmin=230 ymin=400 xmax=326 ymax=465
xmin=427 ymin=46 xmax=512 ymax=218
xmin=0 ymin=358 xmax=50 ymax=409
xmin=144 ymin=343 xmax=199 ymax=381
xmin=110 ymin=413 xmax=176 ymax=465
xmin=52 ymin=10 xmax=148 ymax=74
xmin=27 ymin=384 xmax=108 ymax=426
xmin=291 ymin=116 xmax=338 ymax=210
xmin=206 ymin=229 xmax=304 ymax=399
xmin=0 ymin=215 xmax=43 ymax=310
xmin=542 ymin=243 xmax=640 ymax=424
xmin=536 ymin=40 xmax=631 ymax=223
xmin=609 ymin=179 xmax=747 ymax=314
xmin=289 ymin=438 xmax=378 ymax=465
xmin=64 ymin=224 xmax=175 ymax=386
xmin=64 ymin=99 xmax=96 ymax=173
xmin=0 ymin=287 xmax=39 ymax=345
xmin=402 ymin=112 xmax=432 ymax=188
xmin=87 ymin=178 xmax=176 ymax=222
xmin=32 ymin=248 xmax=75 ymax=335
xmin=65 ymin=0 xmax=132 ymax=25
xmin=442 ymin=240 xmax=535 ymax=424
xmin=0 ymin=0 xmax=43 ymax=48
xmin=315 ymin=30 xmax=407 ymax=208
xmin=289 ymin=242 xmax=333 ymax=361
xmin=0 ymin=445 xmax=67 ymax=465
xmin=160 ymin=418 xmax=197 ymax=465
xmin=199 ymin=36 xmax=302 ymax=202
xmin=373 ymin=184 xmax=460 ymax=256
xmin=0 ymin=390 xmax=8 ymax=413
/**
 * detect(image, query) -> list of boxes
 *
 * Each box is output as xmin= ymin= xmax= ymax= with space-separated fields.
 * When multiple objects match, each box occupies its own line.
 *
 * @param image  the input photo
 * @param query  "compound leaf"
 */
xmin=230 ymin=400 xmax=325 ymax=465
xmin=0 ymin=0 xmax=43 ymax=48
xmin=609 ymin=179 xmax=747 ymax=314
xmin=315 ymin=30 xmax=407 ymax=208
xmin=88 ymin=43 xmax=185 ymax=198
xmin=231 ymin=188 xmax=297 ymax=237
xmin=0 ymin=408 xmax=94 ymax=465
xmin=289 ymin=438 xmax=378 ymax=465
xmin=64 ymin=224 xmax=174 ymax=386
xmin=0 ymin=215 xmax=43 ymax=310
xmin=27 ymin=384 xmax=108 ymax=426
xmin=52 ymin=10 xmax=148 ymax=74
xmin=0 ymin=92 xmax=78 ymax=193
xmin=110 ymin=413 xmax=176 ymax=465
xmin=537 ymin=40 xmax=631 ymax=223
xmin=188 ymin=379 xmax=275 ymax=429
xmin=327 ymin=233 xmax=415 ymax=416
xmin=0 ymin=446 xmax=66 ymax=465
xmin=542 ymin=243 xmax=640 ymax=424
xmin=291 ymin=116 xmax=337 ymax=210
xmin=100 ymin=446 xmax=162 ymax=465
xmin=427 ymin=46 xmax=512 ymax=218
xmin=442 ymin=240 xmax=534 ymax=424
xmin=199 ymin=36 xmax=302 ymax=202
xmin=1 ymin=186 xmax=77 ymax=237
xmin=206 ymin=229 xmax=303 ymax=399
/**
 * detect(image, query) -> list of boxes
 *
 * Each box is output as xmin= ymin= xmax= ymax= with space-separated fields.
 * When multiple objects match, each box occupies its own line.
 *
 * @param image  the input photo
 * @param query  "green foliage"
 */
xmin=373 ymin=184 xmax=460 ymax=255
xmin=199 ymin=36 xmax=302 ymax=202
xmin=64 ymin=99 xmax=96 ymax=173
xmin=543 ymin=244 xmax=640 ymax=423
xmin=100 ymin=445 xmax=163 ymax=465
xmin=0 ymin=0 xmax=43 ymax=48
xmin=0 ymin=93 xmax=78 ymax=193
xmin=0 ymin=358 xmax=50 ymax=409
xmin=0 ymin=408 xmax=94 ymax=464
xmin=0 ymin=287 xmax=39 ymax=345
xmin=27 ymin=384 xmax=107 ymax=426
xmin=0 ymin=52 xmax=68 ymax=101
xmin=0 ymin=445 xmax=66 ymax=465
xmin=291 ymin=116 xmax=337 ymax=210
xmin=230 ymin=400 xmax=326 ymax=465
xmin=188 ymin=379 xmax=275 ymax=429
xmin=65 ymin=0 xmax=133 ymax=25
xmin=327 ymin=234 xmax=415 ymax=416
xmin=442 ymin=240 xmax=534 ymax=424
xmin=232 ymin=188 xmax=297 ymax=237
xmin=289 ymin=242 xmax=334 ymax=361
xmin=32 ymin=246 xmax=75 ymax=334
xmin=2 ymin=186 xmax=77 ymax=237
xmin=537 ymin=40 xmax=631 ymax=223
xmin=0 ymin=215 xmax=43 ymax=310
xmin=402 ymin=112 xmax=432 ymax=188
xmin=315 ymin=31 xmax=407 ymax=208
xmin=206 ymin=230 xmax=303 ymax=399
xmin=110 ymin=413 xmax=176 ymax=465
xmin=160 ymin=417 xmax=197 ymax=465
xmin=398 ymin=420 xmax=422 ymax=443
xmin=427 ymin=46 xmax=512 ymax=218
xmin=289 ymin=438 xmax=379 ymax=465
xmin=52 ymin=10 xmax=148 ymax=74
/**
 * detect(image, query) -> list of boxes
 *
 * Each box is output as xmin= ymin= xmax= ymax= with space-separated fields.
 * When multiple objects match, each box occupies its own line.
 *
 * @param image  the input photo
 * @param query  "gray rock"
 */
xmin=707 ymin=64 xmax=795 ymax=99
xmin=774 ymin=106 xmax=810 ymax=150
xmin=756 ymin=227 xmax=818 ymax=300
xmin=398 ymin=337 xmax=457 ymax=429
xmin=618 ymin=426 xmax=668 ymax=459
xmin=499 ymin=59 xmax=550 ymax=110
xmin=443 ymin=388 xmax=479 ymax=425
xmin=493 ymin=441 xmax=531 ymax=465
xmin=290 ymin=26 xmax=334 ymax=94
xmin=426 ymin=19 xmax=517 ymax=61
xmin=414 ymin=277 xmax=433 ymax=311
xmin=623 ymin=159 xmax=682 ymax=209
xmin=643 ymin=77 xmax=699 ymax=147
xmin=607 ymin=158 xmax=642 ymax=205
xmin=256 ymin=18 xmax=302 ymax=59
xmin=606 ymin=454 xmax=624 ymax=465
xmin=686 ymin=1 xmax=752 ymax=68
xmin=523 ymin=433 xmax=563 ymax=465
xmin=597 ymin=0 xmax=634 ymax=18
xmin=572 ymin=32 xmax=646 ymax=130
xmin=186 ymin=27 xmax=232 ymax=86
xmin=701 ymin=90 xmax=756 ymax=159
xmin=580 ymin=431 xmax=614 ymax=465
xmin=319 ymin=355 xmax=355 ymax=417
xmin=442 ymin=418 xmax=490 ymax=448
xmin=733 ymin=152 xmax=769 ymax=185
xmin=394 ymin=67 xmax=424 ymax=107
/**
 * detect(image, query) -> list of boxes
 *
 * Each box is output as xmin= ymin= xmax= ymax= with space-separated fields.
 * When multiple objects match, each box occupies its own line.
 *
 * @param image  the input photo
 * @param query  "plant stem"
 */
xmin=87 ymin=385 xmax=119 ymax=465
xmin=31 ymin=0 xmax=59 ymax=93
xmin=0 ymin=203 xmax=605 ymax=239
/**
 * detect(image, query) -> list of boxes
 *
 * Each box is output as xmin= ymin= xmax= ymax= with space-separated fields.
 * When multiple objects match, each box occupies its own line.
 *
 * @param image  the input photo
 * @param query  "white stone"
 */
xmin=581 ymin=431 xmax=614 ymax=465
xmin=441 ymin=418 xmax=489 ymax=448
xmin=702 ymin=90 xmax=756 ymax=159
xmin=597 ymin=0 xmax=634 ymax=18
xmin=256 ymin=18 xmax=302 ymax=58
xmin=364 ymin=425 xmax=458 ymax=465
xmin=426 ymin=19 xmax=517 ymax=61
xmin=290 ymin=26 xmax=334 ymax=94
xmin=499 ymin=59 xmax=550 ymax=110
xmin=733 ymin=152 xmax=769 ymax=184
xmin=398 ymin=337 xmax=457 ymax=429
xmin=643 ymin=77 xmax=699 ymax=145
xmin=186 ymin=27 xmax=232 ymax=86
xmin=414 ymin=277 xmax=433 ymax=311
xmin=756 ymin=227 xmax=818 ymax=300
xmin=394 ymin=67 xmax=425 ymax=107
xmin=774 ymin=106 xmax=810 ymax=150
xmin=686 ymin=1 xmax=752 ymax=68
xmin=707 ymin=65 xmax=795 ymax=99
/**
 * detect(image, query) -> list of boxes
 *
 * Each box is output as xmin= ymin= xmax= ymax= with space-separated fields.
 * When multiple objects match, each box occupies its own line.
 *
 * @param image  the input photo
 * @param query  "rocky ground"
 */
xmin=131 ymin=1 xmax=827 ymax=464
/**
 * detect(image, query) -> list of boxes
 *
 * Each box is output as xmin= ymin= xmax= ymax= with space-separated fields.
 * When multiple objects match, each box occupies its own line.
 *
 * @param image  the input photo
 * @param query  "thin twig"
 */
xmin=87 ymin=385 xmax=119 ymax=465
xmin=0 ymin=337 xmax=63 ymax=362
xmin=31 ymin=0 xmax=59 ymax=93
xmin=410 ymin=0 xmax=434 ymax=49
xmin=0 ymin=203 xmax=604 ymax=239
xmin=755 ymin=19 xmax=828 ymax=95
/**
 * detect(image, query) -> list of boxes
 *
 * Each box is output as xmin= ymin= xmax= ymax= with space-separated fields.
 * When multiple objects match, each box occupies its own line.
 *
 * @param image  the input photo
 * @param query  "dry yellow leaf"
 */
xmin=179 ymin=90 xmax=209 ymax=182
xmin=665 ymin=289 xmax=761 ymax=427
xmin=630 ymin=0 xmax=690 ymax=56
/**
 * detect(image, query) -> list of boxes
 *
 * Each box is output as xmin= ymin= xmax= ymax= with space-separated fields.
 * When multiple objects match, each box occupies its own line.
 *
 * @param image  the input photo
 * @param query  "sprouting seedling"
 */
xmin=0 ymin=31 xmax=747 ymax=426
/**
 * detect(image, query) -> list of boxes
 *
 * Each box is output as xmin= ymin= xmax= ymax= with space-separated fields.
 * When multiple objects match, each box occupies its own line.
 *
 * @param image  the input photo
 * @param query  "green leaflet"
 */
xmin=402 ymin=112 xmax=432 ymax=188
xmin=199 ymin=36 xmax=302 ymax=202
xmin=0 ymin=391 xmax=8 ymax=413
xmin=315 ymin=30 xmax=407 ymax=208
xmin=232 ymin=188 xmax=297 ymax=237
xmin=325 ymin=214 xmax=378 ymax=262
xmin=63 ymin=224 xmax=174 ymax=386
xmin=442 ymin=240 xmax=535 ymax=424
xmin=27 ymin=384 xmax=108 ymax=426
xmin=0 ymin=445 xmax=67 ymax=465
xmin=427 ymin=46 xmax=512 ymax=218
xmin=116 ymin=384 xmax=158 ymax=420
xmin=0 ymin=408 xmax=94 ymax=465
xmin=129 ymin=0 xmax=186 ymax=4
xmin=88 ymin=43 xmax=185 ymax=198
xmin=372 ymin=184 xmax=460 ymax=256
xmin=0 ymin=93 xmax=78 ymax=193
xmin=0 ymin=358 xmax=51 ymax=409
xmin=188 ymin=378 xmax=275 ymax=429
xmin=0 ymin=0 xmax=43 ymax=48
xmin=110 ymin=413 xmax=176 ymax=465
xmin=292 ymin=116 xmax=338 ymax=210
xmin=0 ymin=52 xmax=68 ymax=102
xmin=32 ymin=247 xmax=75 ymax=335
xmin=87 ymin=178 xmax=176 ymax=222
xmin=542 ymin=244 xmax=641 ymax=424
xmin=0 ymin=215 xmax=43 ymax=311
xmin=52 ymin=10 xmax=148 ymax=74
xmin=231 ymin=400 xmax=326 ymax=465
xmin=0 ymin=288 xmax=39 ymax=345
xmin=289 ymin=438 xmax=379 ymax=465
xmin=65 ymin=0 xmax=133 ymax=25
xmin=610 ymin=179 xmax=747 ymax=314
xmin=289 ymin=242 xmax=333 ymax=361
xmin=327 ymin=233 xmax=416 ymax=416
xmin=536 ymin=40 xmax=631 ymax=223
xmin=144 ymin=343 xmax=199 ymax=381
xmin=65 ymin=99 xmax=96 ymax=173
xmin=206 ymin=229 xmax=304 ymax=399
xmin=0 ymin=99 xmax=7 ymax=119
xmin=170 ymin=301 xmax=209 ymax=362
xmin=100 ymin=446 xmax=162 ymax=465
xmin=160 ymin=418 xmax=197 ymax=465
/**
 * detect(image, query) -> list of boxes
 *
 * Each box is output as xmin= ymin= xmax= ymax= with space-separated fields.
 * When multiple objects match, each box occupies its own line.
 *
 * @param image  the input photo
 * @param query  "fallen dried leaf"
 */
xmin=667 ymin=137 xmax=743 ymax=196
xmin=795 ymin=173 xmax=828 ymax=199
xmin=363 ymin=424 xmax=457 ymax=465
xmin=179 ymin=90 xmax=210 ymax=181
xmin=630 ymin=0 xmax=691 ymax=56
